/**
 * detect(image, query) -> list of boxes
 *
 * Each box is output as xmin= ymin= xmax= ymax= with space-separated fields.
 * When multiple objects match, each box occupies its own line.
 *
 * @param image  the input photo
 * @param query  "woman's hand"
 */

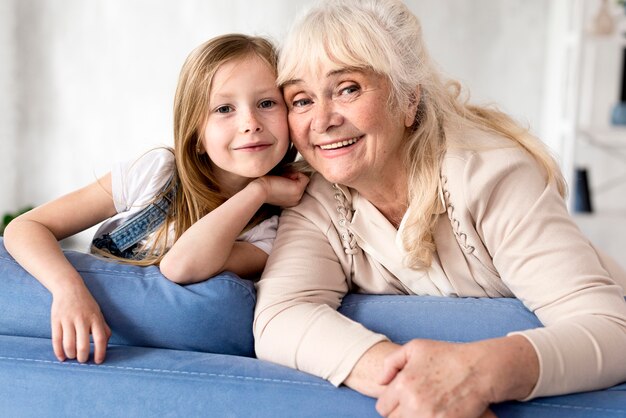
xmin=375 ymin=339 xmax=493 ymax=418
xmin=375 ymin=337 xmax=538 ymax=418
xmin=254 ymin=172 xmax=310 ymax=207
xmin=51 ymin=286 xmax=111 ymax=364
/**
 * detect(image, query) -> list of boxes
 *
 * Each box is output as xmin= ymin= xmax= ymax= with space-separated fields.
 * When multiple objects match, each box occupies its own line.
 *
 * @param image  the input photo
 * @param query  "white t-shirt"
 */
xmin=93 ymin=149 xmax=278 ymax=254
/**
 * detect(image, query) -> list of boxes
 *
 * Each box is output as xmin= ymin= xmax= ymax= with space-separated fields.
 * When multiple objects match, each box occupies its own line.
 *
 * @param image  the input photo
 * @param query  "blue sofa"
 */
xmin=0 ymin=238 xmax=625 ymax=417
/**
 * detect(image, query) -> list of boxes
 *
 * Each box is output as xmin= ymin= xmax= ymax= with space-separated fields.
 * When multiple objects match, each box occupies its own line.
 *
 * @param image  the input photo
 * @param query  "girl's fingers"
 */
xmin=92 ymin=321 xmax=111 ymax=364
xmin=75 ymin=322 xmax=90 ymax=363
xmin=62 ymin=322 xmax=77 ymax=360
xmin=51 ymin=321 xmax=66 ymax=362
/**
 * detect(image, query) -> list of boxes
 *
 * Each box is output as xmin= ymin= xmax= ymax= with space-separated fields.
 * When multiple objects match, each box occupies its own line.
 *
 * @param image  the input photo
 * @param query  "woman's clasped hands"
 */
xmin=375 ymin=337 xmax=537 ymax=418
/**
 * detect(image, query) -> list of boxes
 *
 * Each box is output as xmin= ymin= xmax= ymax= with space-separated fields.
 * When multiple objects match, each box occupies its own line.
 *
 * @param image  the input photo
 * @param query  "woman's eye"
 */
xmin=292 ymin=98 xmax=311 ymax=108
xmin=339 ymin=85 xmax=360 ymax=96
xmin=259 ymin=100 xmax=275 ymax=109
xmin=216 ymin=105 xmax=233 ymax=114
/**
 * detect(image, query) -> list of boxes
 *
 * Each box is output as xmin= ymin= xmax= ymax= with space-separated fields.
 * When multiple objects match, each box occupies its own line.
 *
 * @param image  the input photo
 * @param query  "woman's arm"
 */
xmin=465 ymin=146 xmax=626 ymax=398
xmin=365 ymin=143 xmax=625 ymax=418
xmin=348 ymin=144 xmax=626 ymax=417
xmin=254 ymin=187 xmax=388 ymax=384
xmin=3 ymin=174 xmax=117 ymax=363
xmin=159 ymin=172 xmax=308 ymax=283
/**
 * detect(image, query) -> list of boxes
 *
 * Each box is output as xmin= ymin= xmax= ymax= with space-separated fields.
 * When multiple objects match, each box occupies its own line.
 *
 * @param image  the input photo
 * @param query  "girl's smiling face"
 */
xmin=201 ymin=54 xmax=289 ymax=192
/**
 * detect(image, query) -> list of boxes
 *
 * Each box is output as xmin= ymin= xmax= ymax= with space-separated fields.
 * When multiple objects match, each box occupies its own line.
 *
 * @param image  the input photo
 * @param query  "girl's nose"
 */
xmin=241 ymin=111 xmax=263 ymax=134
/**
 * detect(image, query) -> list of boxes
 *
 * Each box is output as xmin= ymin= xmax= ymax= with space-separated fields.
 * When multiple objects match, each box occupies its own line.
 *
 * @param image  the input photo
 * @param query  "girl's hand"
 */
xmin=51 ymin=287 xmax=111 ymax=364
xmin=375 ymin=339 xmax=496 ymax=418
xmin=255 ymin=172 xmax=310 ymax=207
xmin=2 ymin=173 xmax=117 ymax=362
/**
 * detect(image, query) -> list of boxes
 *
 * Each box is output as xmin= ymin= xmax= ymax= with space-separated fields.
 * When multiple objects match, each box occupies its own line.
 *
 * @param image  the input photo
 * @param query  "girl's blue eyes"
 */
xmin=215 ymin=100 xmax=275 ymax=113
xmin=259 ymin=100 xmax=275 ymax=109
xmin=216 ymin=106 xmax=233 ymax=114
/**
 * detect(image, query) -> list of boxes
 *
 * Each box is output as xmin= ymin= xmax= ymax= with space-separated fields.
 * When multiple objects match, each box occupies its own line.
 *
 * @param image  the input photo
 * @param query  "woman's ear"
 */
xmin=404 ymin=86 xmax=421 ymax=128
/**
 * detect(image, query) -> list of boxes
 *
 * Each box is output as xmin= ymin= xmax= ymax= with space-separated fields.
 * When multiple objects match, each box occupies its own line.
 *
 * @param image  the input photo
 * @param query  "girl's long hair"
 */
xmin=278 ymin=0 xmax=565 ymax=269
xmin=94 ymin=34 xmax=297 ymax=266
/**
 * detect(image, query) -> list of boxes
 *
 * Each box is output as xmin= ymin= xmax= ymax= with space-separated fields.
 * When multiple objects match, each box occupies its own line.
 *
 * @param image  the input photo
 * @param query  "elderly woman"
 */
xmin=254 ymin=0 xmax=626 ymax=416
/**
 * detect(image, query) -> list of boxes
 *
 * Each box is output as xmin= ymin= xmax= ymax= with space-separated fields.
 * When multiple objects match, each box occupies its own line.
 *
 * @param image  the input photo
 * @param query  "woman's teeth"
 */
xmin=319 ymin=137 xmax=360 ymax=150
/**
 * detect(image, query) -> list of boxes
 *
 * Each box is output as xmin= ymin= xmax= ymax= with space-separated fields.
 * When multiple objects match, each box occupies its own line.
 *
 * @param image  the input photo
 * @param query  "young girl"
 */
xmin=3 ymin=34 xmax=309 ymax=365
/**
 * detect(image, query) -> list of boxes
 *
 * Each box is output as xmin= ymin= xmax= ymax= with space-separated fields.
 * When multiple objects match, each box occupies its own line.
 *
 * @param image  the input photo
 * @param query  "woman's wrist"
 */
xmin=475 ymin=335 xmax=539 ymax=403
xmin=344 ymin=340 xmax=400 ymax=397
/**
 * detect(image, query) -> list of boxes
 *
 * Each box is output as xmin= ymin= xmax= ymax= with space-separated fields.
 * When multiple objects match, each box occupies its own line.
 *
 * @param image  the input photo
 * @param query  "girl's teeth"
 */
xmin=320 ymin=137 xmax=359 ymax=150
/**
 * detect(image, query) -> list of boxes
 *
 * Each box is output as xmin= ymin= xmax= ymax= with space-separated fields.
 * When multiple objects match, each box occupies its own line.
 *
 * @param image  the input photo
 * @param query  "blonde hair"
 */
xmin=95 ymin=34 xmax=297 ymax=266
xmin=279 ymin=0 xmax=566 ymax=268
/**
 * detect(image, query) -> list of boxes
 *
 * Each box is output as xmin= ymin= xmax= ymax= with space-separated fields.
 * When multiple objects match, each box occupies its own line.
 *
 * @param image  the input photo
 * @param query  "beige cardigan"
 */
xmin=254 ymin=132 xmax=626 ymax=399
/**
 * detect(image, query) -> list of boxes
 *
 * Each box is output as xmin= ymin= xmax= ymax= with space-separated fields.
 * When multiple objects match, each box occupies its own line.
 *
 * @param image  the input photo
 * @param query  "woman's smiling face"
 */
xmin=282 ymin=63 xmax=410 ymax=191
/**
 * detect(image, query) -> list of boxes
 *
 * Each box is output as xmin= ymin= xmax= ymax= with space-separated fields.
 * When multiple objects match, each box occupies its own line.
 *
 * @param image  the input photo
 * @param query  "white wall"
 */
xmin=411 ymin=0 xmax=548 ymax=137
xmin=7 ymin=0 xmax=549 ymax=248
xmin=0 ymin=0 xmax=17 ymax=216
xmin=13 ymin=0 xmax=309 ymax=203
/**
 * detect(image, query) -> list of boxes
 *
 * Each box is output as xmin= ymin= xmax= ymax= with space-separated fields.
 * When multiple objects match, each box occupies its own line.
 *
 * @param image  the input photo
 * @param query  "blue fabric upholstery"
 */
xmin=0 ymin=238 xmax=625 ymax=417
xmin=1 ymin=334 xmax=624 ymax=418
xmin=339 ymin=294 xmax=543 ymax=343
xmin=0 ymin=334 xmax=377 ymax=417
xmin=0 ymin=239 xmax=255 ymax=356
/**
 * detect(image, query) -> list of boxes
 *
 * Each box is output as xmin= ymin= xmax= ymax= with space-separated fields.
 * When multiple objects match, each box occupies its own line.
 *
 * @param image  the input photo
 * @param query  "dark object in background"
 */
xmin=573 ymin=167 xmax=593 ymax=213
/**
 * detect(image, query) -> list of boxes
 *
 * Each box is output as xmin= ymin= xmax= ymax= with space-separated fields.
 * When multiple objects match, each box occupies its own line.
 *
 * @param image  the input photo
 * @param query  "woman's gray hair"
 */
xmin=278 ymin=0 xmax=435 ymax=111
xmin=279 ymin=0 xmax=566 ymax=268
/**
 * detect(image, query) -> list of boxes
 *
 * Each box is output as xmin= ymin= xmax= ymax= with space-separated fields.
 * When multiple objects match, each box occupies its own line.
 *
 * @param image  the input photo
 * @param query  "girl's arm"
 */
xmin=3 ymin=174 xmax=118 ymax=364
xmin=160 ymin=172 xmax=309 ymax=284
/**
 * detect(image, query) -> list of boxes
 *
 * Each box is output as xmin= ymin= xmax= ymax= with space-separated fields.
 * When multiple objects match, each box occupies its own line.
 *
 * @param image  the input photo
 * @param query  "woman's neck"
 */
xmin=354 ymin=172 xmax=409 ymax=229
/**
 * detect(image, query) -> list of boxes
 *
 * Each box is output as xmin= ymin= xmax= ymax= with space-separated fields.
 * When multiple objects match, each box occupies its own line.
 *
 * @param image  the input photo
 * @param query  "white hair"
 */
xmin=279 ymin=0 xmax=566 ymax=268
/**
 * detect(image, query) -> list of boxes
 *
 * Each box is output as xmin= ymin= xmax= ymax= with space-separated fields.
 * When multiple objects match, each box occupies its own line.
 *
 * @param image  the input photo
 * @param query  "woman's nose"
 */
xmin=311 ymin=100 xmax=341 ymax=133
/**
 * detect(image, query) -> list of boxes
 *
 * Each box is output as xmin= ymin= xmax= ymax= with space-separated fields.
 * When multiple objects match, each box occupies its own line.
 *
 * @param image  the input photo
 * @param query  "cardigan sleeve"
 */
xmin=253 ymin=186 xmax=388 ymax=385
xmin=462 ymin=145 xmax=626 ymax=399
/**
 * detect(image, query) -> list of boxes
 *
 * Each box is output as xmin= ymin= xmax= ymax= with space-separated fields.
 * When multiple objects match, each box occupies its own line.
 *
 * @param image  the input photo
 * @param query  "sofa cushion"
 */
xmin=0 ymin=236 xmax=546 ymax=358
xmin=1 ymin=334 xmax=624 ymax=418
xmin=339 ymin=293 xmax=543 ymax=343
xmin=0 ymin=238 xmax=256 ymax=357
